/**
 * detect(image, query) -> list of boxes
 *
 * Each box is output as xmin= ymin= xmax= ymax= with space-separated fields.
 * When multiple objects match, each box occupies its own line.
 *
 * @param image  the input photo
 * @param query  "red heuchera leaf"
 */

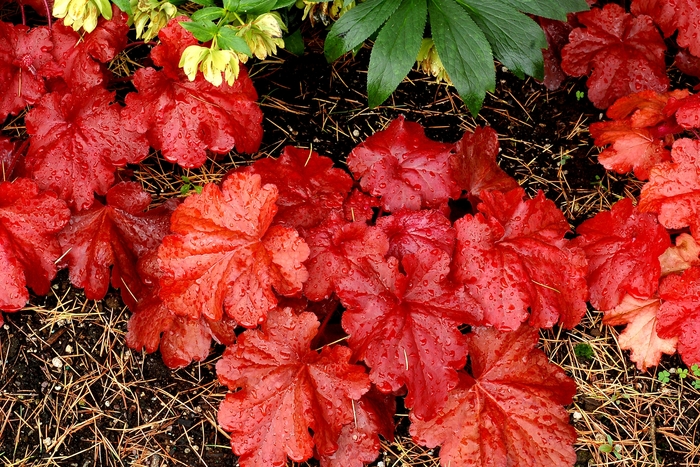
xmin=633 ymin=0 xmax=700 ymax=57
xmin=607 ymin=89 xmax=689 ymax=127
xmin=57 ymin=182 xmax=175 ymax=308
xmin=0 ymin=137 xmax=24 ymax=180
xmin=668 ymin=93 xmax=700 ymax=129
xmin=572 ymin=198 xmax=670 ymax=310
xmin=561 ymin=4 xmax=669 ymax=109
xmin=602 ymin=294 xmax=677 ymax=371
xmin=410 ymin=325 xmax=577 ymax=467
xmin=319 ymin=389 xmax=395 ymax=467
xmin=375 ymin=209 xmax=455 ymax=262
xmin=346 ymin=116 xmax=459 ymax=212
xmin=449 ymin=126 xmax=518 ymax=202
xmin=303 ymin=214 xmax=388 ymax=301
xmin=156 ymin=173 xmax=309 ymax=327
xmin=122 ymin=18 xmax=263 ymax=168
xmin=639 ymin=138 xmax=700 ymax=237
xmin=658 ymin=266 xmax=700 ymax=365
xmin=216 ymin=307 xmax=371 ymax=467
xmin=0 ymin=23 xmax=61 ymax=120
xmin=659 ymin=233 xmax=700 ymax=275
xmin=343 ymin=188 xmax=379 ymax=223
xmin=23 ymin=86 xmax=149 ymax=210
xmin=0 ymin=178 xmax=70 ymax=312
xmin=81 ymin=6 xmax=129 ymax=63
xmin=675 ymin=48 xmax=700 ymax=78
xmin=538 ymin=17 xmax=573 ymax=91
xmin=336 ymin=248 xmax=480 ymax=420
xmin=242 ymin=146 xmax=353 ymax=230
xmin=126 ymin=291 xmax=237 ymax=368
xmin=453 ymin=187 xmax=588 ymax=330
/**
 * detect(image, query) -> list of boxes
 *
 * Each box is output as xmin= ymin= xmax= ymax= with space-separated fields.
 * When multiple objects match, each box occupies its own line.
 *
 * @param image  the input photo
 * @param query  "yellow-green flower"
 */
xmin=237 ymin=13 xmax=286 ymax=61
xmin=416 ymin=38 xmax=451 ymax=85
xmin=130 ymin=0 xmax=178 ymax=42
xmin=179 ymin=45 xmax=241 ymax=87
xmin=53 ymin=0 xmax=111 ymax=32
xmin=296 ymin=0 xmax=353 ymax=26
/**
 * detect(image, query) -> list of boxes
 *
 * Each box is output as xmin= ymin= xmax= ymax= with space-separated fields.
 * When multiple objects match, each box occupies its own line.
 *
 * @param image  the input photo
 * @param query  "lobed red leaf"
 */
xmin=658 ymin=267 xmax=700 ymax=366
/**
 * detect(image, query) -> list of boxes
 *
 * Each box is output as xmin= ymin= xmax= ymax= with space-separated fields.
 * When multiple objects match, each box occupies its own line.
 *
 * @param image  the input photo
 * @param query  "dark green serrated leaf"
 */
xmin=226 ymin=0 xmax=276 ymax=13
xmin=191 ymin=6 xmax=226 ymax=21
xmin=324 ymin=0 xmax=403 ymax=62
xmin=217 ymin=26 xmax=252 ymax=55
xmin=429 ymin=0 xmax=494 ymax=115
xmin=501 ymin=0 xmax=588 ymax=21
xmin=180 ymin=20 xmax=219 ymax=42
xmin=111 ymin=0 xmax=132 ymax=15
xmin=458 ymin=0 xmax=546 ymax=80
xmin=284 ymin=28 xmax=305 ymax=56
xmin=189 ymin=0 xmax=216 ymax=6
xmin=223 ymin=0 xmax=239 ymax=11
xmin=367 ymin=0 xmax=427 ymax=107
xmin=273 ymin=0 xmax=297 ymax=7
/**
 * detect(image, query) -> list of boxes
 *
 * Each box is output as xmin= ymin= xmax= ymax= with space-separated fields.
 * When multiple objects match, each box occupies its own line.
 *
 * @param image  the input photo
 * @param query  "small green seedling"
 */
xmin=181 ymin=176 xmax=204 ymax=196
xmin=658 ymin=370 xmax=671 ymax=384
xmin=574 ymin=343 xmax=594 ymax=360
xmin=599 ymin=434 xmax=622 ymax=459
xmin=692 ymin=363 xmax=700 ymax=377
xmin=678 ymin=368 xmax=689 ymax=379
xmin=575 ymin=90 xmax=585 ymax=101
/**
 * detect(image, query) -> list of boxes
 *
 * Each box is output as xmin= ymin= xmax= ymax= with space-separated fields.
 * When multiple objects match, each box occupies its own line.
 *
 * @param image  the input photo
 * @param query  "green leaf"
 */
xmin=324 ymin=0 xmax=403 ymax=62
xmin=180 ymin=20 xmax=219 ymax=42
xmin=428 ymin=0 xmax=494 ymax=115
xmin=217 ymin=26 xmax=252 ymax=55
xmin=284 ymin=28 xmax=305 ymax=56
xmin=273 ymin=0 xmax=297 ymax=7
xmin=191 ymin=6 xmax=226 ymax=21
xmin=225 ymin=0 xmax=276 ymax=13
xmin=223 ymin=0 xmax=239 ymax=11
xmin=111 ymin=0 xmax=132 ymax=14
xmin=367 ymin=0 xmax=427 ymax=107
xmin=189 ymin=0 xmax=216 ymax=6
xmin=458 ymin=0 xmax=546 ymax=80
xmin=500 ymin=0 xmax=588 ymax=21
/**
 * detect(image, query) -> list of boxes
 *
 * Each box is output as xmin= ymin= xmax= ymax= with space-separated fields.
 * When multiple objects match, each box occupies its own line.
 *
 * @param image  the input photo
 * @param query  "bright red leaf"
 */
xmin=343 ymin=188 xmax=380 ymax=223
xmin=0 ymin=178 xmax=70 ymax=312
xmin=122 ymin=18 xmax=263 ymax=168
xmin=602 ymin=294 xmax=677 ymax=371
xmin=659 ymin=233 xmax=700 ymax=275
xmin=336 ymin=247 xmax=480 ymax=420
xmin=633 ymin=0 xmax=700 ymax=58
xmin=0 ymin=137 xmax=24 ymax=180
xmin=242 ymin=146 xmax=353 ymax=230
xmin=375 ymin=209 xmax=455 ymax=262
xmin=58 ymin=182 xmax=176 ymax=308
xmin=216 ymin=307 xmax=371 ymax=467
xmin=449 ymin=126 xmax=518 ymax=202
xmin=303 ymin=214 xmax=388 ymax=301
xmin=156 ymin=173 xmax=309 ymax=327
xmin=453 ymin=187 xmax=589 ymax=330
xmin=0 ymin=22 xmax=61 ymax=120
xmin=23 ymin=86 xmax=149 ymax=211
xmin=126 ymin=291 xmax=237 ymax=368
xmin=346 ymin=116 xmax=459 ymax=212
xmin=639 ymin=138 xmax=700 ymax=237
xmin=668 ymin=93 xmax=700 ymax=130
xmin=410 ymin=325 xmax=577 ymax=467
xmin=572 ymin=198 xmax=670 ymax=310
xmin=319 ymin=389 xmax=395 ymax=467
xmin=658 ymin=266 xmax=700 ymax=366
xmin=561 ymin=4 xmax=669 ymax=109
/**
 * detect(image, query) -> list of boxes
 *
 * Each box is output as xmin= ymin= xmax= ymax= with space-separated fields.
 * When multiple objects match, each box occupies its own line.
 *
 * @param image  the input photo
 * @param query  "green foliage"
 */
xmin=658 ymin=370 xmax=670 ymax=384
xmin=599 ymin=434 xmax=622 ymax=459
xmin=180 ymin=176 xmax=204 ymax=196
xmin=574 ymin=342 xmax=593 ymax=360
xmin=575 ymin=90 xmax=584 ymax=101
xmin=324 ymin=0 xmax=589 ymax=114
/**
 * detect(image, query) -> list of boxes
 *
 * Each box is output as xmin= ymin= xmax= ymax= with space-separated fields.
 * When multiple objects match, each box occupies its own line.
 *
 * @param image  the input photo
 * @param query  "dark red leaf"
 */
xmin=573 ymin=198 xmax=670 ymax=310
xmin=538 ymin=17 xmax=573 ymax=91
xmin=0 ymin=178 xmax=70 ymax=312
xmin=639 ymin=138 xmax=700 ymax=237
xmin=343 ymin=188 xmax=380 ymax=223
xmin=337 ymin=248 xmax=480 ymax=420
xmin=453 ymin=188 xmax=589 ymax=330
xmin=303 ymin=214 xmax=387 ymax=301
xmin=319 ymin=389 xmax=395 ymax=467
xmin=0 ymin=136 xmax=24 ymax=180
xmin=658 ymin=266 xmax=700 ymax=366
xmin=23 ymin=86 xmax=149 ymax=210
xmin=122 ymin=18 xmax=263 ymax=168
xmin=675 ymin=48 xmax=700 ymax=78
xmin=243 ymin=146 xmax=353 ymax=230
xmin=561 ymin=4 xmax=669 ymax=109
xmin=449 ymin=126 xmax=518 ymax=202
xmin=375 ymin=209 xmax=455 ymax=262
xmin=0 ymin=23 xmax=61 ymax=120
xmin=216 ymin=307 xmax=370 ymax=467
xmin=631 ymin=0 xmax=678 ymax=37
xmin=57 ymin=182 xmax=175 ymax=308
xmin=633 ymin=0 xmax=700 ymax=57
xmin=410 ymin=325 xmax=577 ymax=467
xmin=347 ymin=116 xmax=459 ymax=212
xmin=156 ymin=173 xmax=309 ymax=327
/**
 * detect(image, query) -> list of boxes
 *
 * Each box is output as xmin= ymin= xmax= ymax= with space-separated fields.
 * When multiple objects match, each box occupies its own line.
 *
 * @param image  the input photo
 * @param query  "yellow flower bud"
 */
xmin=416 ymin=38 xmax=452 ymax=85
xmin=179 ymin=45 xmax=241 ymax=87
xmin=53 ymin=0 xmax=109 ymax=32
xmin=238 ymin=13 xmax=286 ymax=61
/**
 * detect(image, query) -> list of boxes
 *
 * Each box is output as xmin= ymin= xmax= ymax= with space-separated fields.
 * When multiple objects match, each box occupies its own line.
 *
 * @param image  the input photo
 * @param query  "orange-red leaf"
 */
xmin=658 ymin=267 xmax=700 ymax=366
